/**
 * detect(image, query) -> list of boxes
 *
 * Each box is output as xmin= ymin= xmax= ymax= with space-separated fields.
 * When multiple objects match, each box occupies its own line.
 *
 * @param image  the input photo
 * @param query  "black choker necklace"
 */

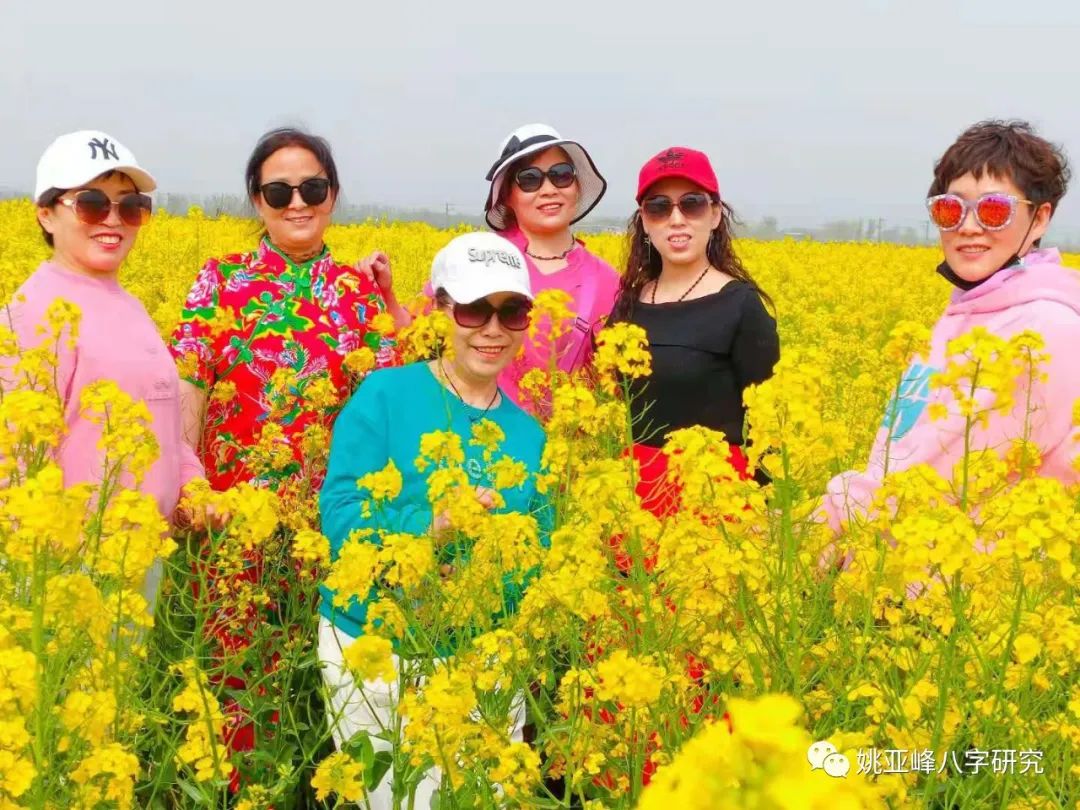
xmin=440 ymin=363 xmax=498 ymax=422
xmin=525 ymin=238 xmax=576 ymax=261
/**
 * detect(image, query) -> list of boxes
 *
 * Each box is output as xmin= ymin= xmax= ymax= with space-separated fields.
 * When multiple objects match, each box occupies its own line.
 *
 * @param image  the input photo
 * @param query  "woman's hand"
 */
xmin=356 ymin=251 xmax=393 ymax=297
xmin=357 ymin=251 xmax=416 ymax=330
xmin=173 ymin=482 xmax=232 ymax=533
xmin=431 ymin=486 xmax=500 ymax=538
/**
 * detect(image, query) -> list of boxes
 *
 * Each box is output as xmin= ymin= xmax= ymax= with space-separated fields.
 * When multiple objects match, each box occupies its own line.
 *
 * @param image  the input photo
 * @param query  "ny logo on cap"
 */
xmin=88 ymin=137 xmax=119 ymax=161
xmin=658 ymin=148 xmax=685 ymax=169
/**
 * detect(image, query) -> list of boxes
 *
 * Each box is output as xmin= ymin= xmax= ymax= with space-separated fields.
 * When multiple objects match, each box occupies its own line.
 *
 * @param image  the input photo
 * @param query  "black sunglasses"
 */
xmin=452 ymin=297 xmax=533 ymax=331
xmin=641 ymin=192 xmax=715 ymax=222
xmin=259 ymin=178 xmax=332 ymax=209
xmin=514 ymin=162 xmax=577 ymax=193
xmin=59 ymin=189 xmax=152 ymax=227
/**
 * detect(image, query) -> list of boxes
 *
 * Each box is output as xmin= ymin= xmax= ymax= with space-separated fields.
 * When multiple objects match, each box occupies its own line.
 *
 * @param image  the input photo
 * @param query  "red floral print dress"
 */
xmin=168 ymin=238 xmax=394 ymax=788
xmin=170 ymin=237 xmax=394 ymax=492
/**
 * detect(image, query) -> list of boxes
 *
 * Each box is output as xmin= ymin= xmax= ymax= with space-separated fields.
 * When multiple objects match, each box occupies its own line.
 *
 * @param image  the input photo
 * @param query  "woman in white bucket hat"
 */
xmin=360 ymin=123 xmax=621 ymax=414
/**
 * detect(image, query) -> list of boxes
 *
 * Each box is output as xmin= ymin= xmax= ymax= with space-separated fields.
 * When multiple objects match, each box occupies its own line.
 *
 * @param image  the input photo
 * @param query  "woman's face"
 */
xmin=443 ymin=292 xmax=529 ymax=382
xmin=253 ymin=145 xmax=336 ymax=256
xmin=938 ymin=171 xmax=1050 ymax=283
xmin=639 ymin=177 xmax=722 ymax=268
xmin=505 ymin=147 xmax=580 ymax=235
xmin=37 ymin=172 xmax=142 ymax=275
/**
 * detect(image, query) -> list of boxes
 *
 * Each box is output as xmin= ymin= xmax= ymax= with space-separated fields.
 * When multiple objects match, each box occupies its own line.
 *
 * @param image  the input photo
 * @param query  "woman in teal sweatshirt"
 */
xmin=316 ymin=232 xmax=546 ymax=806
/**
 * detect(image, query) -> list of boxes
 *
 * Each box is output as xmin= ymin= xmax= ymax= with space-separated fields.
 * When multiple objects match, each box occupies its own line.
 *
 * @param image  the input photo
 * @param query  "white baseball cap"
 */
xmin=430 ymin=232 xmax=533 ymax=304
xmin=34 ymin=130 xmax=156 ymax=202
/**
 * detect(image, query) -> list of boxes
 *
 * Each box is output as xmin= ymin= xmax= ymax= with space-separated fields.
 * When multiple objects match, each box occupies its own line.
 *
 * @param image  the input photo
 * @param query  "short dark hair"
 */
xmin=34 ymin=170 xmax=129 ymax=247
xmin=929 ymin=120 xmax=1070 ymax=215
xmin=244 ymin=127 xmax=341 ymax=203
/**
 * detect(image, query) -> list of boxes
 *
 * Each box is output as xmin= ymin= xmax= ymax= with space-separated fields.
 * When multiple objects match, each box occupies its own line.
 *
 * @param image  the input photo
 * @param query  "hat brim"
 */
xmin=485 ymin=140 xmax=606 ymax=230
xmin=441 ymin=278 xmax=534 ymax=305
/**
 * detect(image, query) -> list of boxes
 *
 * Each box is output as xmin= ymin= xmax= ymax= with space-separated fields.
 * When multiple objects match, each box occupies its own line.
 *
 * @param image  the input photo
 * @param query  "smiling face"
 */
xmin=939 ymin=171 xmax=1051 ymax=283
xmin=639 ymin=177 xmax=722 ymax=269
xmin=253 ymin=145 xmax=336 ymax=257
xmin=37 ymin=172 xmax=141 ymax=276
xmin=505 ymin=147 xmax=580 ymax=235
xmin=442 ymin=292 xmax=527 ymax=384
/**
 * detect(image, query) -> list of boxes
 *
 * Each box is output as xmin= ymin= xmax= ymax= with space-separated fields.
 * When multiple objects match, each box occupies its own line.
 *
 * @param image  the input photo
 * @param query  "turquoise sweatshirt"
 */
xmin=318 ymin=362 xmax=548 ymax=643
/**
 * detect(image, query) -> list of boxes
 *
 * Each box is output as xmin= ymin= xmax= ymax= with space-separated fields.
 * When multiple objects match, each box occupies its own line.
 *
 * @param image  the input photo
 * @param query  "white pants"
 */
xmin=318 ymin=617 xmax=525 ymax=810
xmin=142 ymin=556 xmax=163 ymax=617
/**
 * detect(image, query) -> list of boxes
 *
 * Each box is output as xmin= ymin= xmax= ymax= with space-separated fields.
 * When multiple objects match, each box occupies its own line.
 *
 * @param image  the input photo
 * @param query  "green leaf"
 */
xmin=369 ymin=750 xmax=393 ymax=792
xmin=342 ymin=729 xmax=375 ymax=774
xmin=176 ymin=777 xmax=210 ymax=805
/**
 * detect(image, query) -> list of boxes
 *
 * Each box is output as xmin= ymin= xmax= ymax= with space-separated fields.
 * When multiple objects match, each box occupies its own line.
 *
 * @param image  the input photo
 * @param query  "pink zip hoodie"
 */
xmin=822 ymin=248 xmax=1080 ymax=532
xmin=2 ymin=261 xmax=204 ymax=521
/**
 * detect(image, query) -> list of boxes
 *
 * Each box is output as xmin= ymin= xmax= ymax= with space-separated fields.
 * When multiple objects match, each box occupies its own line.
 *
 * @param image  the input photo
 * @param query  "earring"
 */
xmin=644 ymin=233 xmax=652 ymax=251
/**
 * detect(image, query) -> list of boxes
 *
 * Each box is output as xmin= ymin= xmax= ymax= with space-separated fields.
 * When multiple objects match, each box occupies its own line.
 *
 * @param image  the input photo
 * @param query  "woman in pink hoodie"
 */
xmin=2 ymin=131 xmax=206 ymax=608
xmin=4 ymin=130 xmax=205 ymax=522
xmin=822 ymin=120 xmax=1080 ymax=532
xmin=360 ymin=124 xmax=621 ymax=413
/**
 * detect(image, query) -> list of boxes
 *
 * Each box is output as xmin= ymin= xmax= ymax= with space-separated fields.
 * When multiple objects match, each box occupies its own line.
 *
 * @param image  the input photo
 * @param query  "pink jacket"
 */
xmin=822 ymin=248 xmax=1080 ymax=532
xmin=3 ymin=262 xmax=204 ymax=521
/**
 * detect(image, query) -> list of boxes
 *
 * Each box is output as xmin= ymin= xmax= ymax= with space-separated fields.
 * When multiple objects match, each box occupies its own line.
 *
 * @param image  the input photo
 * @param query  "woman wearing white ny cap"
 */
xmin=1 ymin=130 xmax=205 ymax=600
xmin=318 ymin=231 xmax=546 ymax=808
xmin=361 ymin=123 xmax=620 ymax=413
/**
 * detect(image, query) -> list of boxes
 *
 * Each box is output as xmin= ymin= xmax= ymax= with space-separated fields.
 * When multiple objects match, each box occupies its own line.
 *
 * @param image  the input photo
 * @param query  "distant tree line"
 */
xmin=3 ymin=186 xmax=1079 ymax=248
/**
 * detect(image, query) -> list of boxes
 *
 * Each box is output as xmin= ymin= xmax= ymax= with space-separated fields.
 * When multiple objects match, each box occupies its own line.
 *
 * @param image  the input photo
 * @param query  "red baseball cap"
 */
xmin=636 ymin=147 xmax=720 ymax=203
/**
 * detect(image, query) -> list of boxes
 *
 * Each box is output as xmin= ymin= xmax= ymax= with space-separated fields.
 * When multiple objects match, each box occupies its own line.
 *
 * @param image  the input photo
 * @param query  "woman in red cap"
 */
xmin=610 ymin=147 xmax=780 ymax=513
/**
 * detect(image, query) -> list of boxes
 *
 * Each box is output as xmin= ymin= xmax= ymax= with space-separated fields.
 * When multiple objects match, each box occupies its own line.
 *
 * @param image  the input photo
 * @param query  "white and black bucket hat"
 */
xmin=484 ymin=123 xmax=607 ymax=231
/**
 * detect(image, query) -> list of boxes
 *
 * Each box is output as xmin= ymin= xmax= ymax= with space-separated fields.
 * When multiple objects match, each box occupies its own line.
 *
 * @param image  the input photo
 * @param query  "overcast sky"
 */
xmin=5 ymin=0 xmax=1080 ymax=232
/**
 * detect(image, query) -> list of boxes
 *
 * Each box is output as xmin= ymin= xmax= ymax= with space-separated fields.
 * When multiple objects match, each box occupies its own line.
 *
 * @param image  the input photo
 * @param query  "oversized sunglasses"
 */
xmin=641 ymin=192 xmax=715 ymax=222
xmin=926 ymin=193 xmax=1033 ymax=232
xmin=59 ymin=189 xmax=152 ymax=227
xmin=259 ymin=178 xmax=331 ymax=209
xmin=452 ymin=297 xmax=533 ymax=331
xmin=514 ymin=162 xmax=576 ymax=193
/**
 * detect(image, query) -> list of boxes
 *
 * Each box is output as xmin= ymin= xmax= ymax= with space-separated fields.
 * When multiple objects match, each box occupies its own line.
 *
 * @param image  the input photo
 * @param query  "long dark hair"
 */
xmin=610 ymin=197 xmax=773 ymax=321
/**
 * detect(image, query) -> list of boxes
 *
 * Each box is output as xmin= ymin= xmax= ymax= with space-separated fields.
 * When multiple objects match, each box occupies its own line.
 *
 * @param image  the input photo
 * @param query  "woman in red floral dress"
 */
xmin=172 ymin=128 xmax=394 ymax=494
xmin=169 ymin=128 xmax=395 ymax=788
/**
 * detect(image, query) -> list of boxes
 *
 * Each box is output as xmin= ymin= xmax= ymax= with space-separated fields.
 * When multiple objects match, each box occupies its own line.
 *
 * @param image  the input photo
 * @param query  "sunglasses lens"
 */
xmin=976 ymin=195 xmax=1014 ymax=230
xmin=547 ymin=163 xmax=576 ymax=189
xmin=261 ymin=182 xmax=294 ymax=208
xmin=679 ymin=193 xmax=712 ymax=218
xmin=72 ymin=190 xmax=111 ymax=224
xmin=515 ymin=168 xmax=544 ymax=193
xmin=118 ymin=193 xmax=152 ymax=227
xmin=299 ymin=178 xmax=331 ymax=206
xmin=454 ymin=301 xmax=493 ymax=329
xmin=929 ymin=196 xmax=963 ymax=230
xmin=642 ymin=196 xmax=674 ymax=221
xmin=498 ymin=300 xmax=532 ymax=331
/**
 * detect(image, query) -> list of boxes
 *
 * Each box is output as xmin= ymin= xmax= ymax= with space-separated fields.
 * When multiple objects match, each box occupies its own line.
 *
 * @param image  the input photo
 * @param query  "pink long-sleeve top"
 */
xmin=3 ymin=261 xmax=204 ymax=521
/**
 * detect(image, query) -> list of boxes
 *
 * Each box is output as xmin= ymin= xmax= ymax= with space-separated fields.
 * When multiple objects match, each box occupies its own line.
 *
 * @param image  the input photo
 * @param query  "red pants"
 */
xmin=631 ymin=441 xmax=751 ymax=518
xmin=594 ymin=442 xmax=749 ymax=786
